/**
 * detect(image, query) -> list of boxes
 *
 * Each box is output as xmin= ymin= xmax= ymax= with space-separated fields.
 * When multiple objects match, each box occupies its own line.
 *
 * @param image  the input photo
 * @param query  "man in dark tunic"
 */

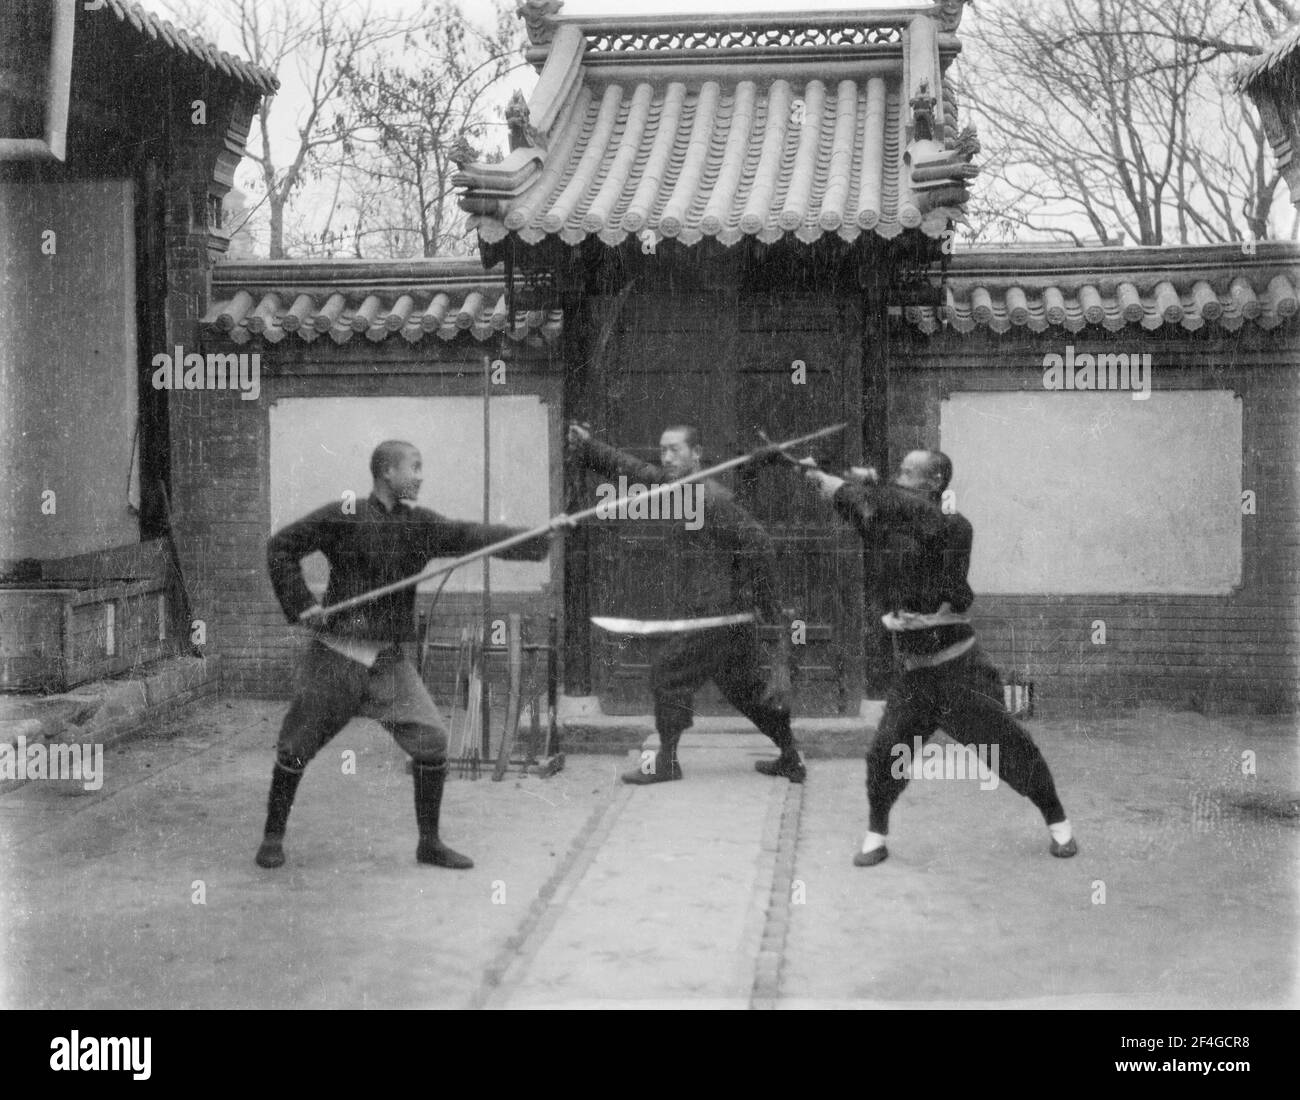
xmin=568 ymin=423 xmax=803 ymax=785
xmin=258 ymin=440 xmax=553 ymax=870
xmin=805 ymin=450 xmax=1077 ymax=865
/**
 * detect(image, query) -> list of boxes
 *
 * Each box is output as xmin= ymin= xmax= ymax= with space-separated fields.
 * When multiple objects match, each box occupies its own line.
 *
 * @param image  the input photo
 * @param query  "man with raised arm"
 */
xmin=804 ymin=450 xmax=1077 ymax=865
xmin=568 ymin=422 xmax=804 ymax=785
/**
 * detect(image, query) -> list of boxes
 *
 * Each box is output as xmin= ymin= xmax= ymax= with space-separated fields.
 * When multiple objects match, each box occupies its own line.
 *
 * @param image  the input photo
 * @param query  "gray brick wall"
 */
xmin=888 ymin=326 xmax=1300 ymax=713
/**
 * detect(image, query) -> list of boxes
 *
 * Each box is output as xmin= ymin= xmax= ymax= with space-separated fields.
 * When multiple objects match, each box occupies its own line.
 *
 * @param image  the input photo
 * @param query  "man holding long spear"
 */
xmin=257 ymin=440 xmax=555 ymax=871
xmin=258 ymin=424 xmax=841 ymax=867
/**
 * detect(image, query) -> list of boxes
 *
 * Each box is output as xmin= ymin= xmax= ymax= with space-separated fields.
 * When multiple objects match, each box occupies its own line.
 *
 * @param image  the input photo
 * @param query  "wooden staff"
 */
xmin=306 ymin=422 xmax=847 ymax=622
xmin=158 ymin=480 xmax=202 ymax=657
xmin=481 ymin=353 xmax=492 ymax=761
xmin=546 ymin=611 xmax=558 ymax=759
xmin=492 ymin=612 xmax=524 ymax=781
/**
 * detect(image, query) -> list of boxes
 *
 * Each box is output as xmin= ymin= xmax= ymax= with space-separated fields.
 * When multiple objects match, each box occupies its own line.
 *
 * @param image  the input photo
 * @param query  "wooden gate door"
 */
xmin=583 ymin=290 xmax=865 ymax=717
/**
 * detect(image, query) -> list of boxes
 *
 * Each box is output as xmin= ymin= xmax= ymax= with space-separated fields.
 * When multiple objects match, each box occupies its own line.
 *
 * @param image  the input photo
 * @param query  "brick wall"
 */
xmin=170 ymin=342 xmax=564 ymax=696
xmin=888 ymin=323 xmax=1300 ymax=714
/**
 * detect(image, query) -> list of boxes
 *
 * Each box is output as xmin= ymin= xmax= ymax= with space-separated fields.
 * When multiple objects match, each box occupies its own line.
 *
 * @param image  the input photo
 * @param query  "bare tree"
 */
xmin=222 ymin=188 xmax=263 ymax=259
xmin=334 ymin=0 xmax=522 ymax=258
xmin=160 ymin=0 xmax=409 ymax=258
xmin=957 ymin=0 xmax=1298 ymax=245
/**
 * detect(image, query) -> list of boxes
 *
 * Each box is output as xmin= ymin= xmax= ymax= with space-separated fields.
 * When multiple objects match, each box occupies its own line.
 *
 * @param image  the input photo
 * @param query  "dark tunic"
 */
xmin=267 ymin=493 xmax=550 ymax=646
xmin=575 ymin=438 xmax=784 ymax=624
xmin=832 ymin=481 xmax=975 ymax=657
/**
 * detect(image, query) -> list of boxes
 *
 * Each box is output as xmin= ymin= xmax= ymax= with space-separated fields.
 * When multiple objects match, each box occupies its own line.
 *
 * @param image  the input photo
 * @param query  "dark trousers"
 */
xmin=649 ymin=623 xmax=794 ymax=761
xmin=866 ymin=643 xmax=1066 ymax=833
xmin=276 ymin=641 xmax=448 ymax=769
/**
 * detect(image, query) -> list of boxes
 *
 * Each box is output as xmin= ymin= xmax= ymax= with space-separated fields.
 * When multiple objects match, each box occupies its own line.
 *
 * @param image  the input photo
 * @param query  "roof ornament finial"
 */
xmin=935 ymin=0 xmax=968 ymax=34
xmin=517 ymin=0 xmax=565 ymax=48
xmin=506 ymin=90 xmax=545 ymax=150
xmin=910 ymin=80 xmax=937 ymax=142
xmin=448 ymin=134 xmax=481 ymax=168
xmin=950 ymin=124 xmax=981 ymax=159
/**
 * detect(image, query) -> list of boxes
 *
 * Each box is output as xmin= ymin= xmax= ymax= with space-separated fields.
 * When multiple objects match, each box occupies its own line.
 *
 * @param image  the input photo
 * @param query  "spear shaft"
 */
xmin=306 ymin=422 xmax=847 ymax=621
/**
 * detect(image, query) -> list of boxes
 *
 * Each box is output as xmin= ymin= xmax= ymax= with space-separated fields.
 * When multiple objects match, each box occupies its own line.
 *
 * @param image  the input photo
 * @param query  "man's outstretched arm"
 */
xmin=803 ymin=467 xmax=942 ymax=537
xmin=567 ymin=422 xmax=667 ymax=484
xmin=416 ymin=512 xmax=553 ymax=563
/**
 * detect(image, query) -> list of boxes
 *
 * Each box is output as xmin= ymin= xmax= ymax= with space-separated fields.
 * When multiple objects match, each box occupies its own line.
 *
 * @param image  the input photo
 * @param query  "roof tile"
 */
xmin=901 ymin=248 xmax=1300 ymax=336
xmin=459 ymin=9 xmax=975 ymax=248
xmin=204 ymin=264 xmax=561 ymax=348
xmin=1235 ymin=22 xmax=1300 ymax=90
xmin=103 ymin=1 xmax=278 ymax=93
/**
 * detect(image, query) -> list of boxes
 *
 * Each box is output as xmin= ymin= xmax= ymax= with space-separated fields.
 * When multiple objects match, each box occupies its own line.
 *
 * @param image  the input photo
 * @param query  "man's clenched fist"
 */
xmin=805 ymin=468 xmax=845 ymax=501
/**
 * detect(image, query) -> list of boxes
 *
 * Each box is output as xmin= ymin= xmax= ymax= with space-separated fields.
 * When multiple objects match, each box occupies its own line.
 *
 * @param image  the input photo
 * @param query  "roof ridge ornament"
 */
xmin=936 ymin=0 xmax=968 ymax=34
xmin=950 ymin=123 xmax=980 ymax=158
xmin=506 ymin=90 xmax=546 ymax=150
xmin=579 ymin=21 xmax=904 ymax=56
xmin=518 ymin=0 xmax=564 ymax=48
xmin=910 ymin=79 xmax=937 ymax=141
xmin=449 ymin=135 xmax=481 ymax=168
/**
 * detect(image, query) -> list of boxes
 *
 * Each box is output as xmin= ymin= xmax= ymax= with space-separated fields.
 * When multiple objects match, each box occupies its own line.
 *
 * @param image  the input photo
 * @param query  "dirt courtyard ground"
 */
xmin=1 ymin=696 xmax=1295 ymax=1010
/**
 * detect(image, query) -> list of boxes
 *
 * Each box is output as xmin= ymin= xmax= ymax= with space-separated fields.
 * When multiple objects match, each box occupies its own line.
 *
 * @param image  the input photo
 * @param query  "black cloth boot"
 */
xmin=413 ymin=761 xmax=473 ymax=869
xmin=754 ymin=748 xmax=806 ymax=783
xmin=622 ymin=736 xmax=683 ymax=784
xmin=751 ymin=712 xmax=805 ymax=781
xmin=255 ymin=758 xmax=304 ymax=868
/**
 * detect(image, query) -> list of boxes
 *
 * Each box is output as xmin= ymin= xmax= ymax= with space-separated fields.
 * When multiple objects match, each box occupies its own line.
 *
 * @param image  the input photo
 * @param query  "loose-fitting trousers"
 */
xmin=866 ymin=643 xmax=1065 ymax=832
xmin=276 ymin=641 xmax=449 ymax=768
xmin=649 ymin=623 xmax=792 ymax=758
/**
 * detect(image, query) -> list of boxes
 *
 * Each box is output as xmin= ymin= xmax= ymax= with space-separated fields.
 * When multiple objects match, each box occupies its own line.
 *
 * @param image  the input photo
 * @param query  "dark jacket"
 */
xmin=833 ymin=482 xmax=975 ymax=656
xmin=267 ymin=493 xmax=550 ymax=645
xmin=576 ymin=438 xmax=784 ymax=624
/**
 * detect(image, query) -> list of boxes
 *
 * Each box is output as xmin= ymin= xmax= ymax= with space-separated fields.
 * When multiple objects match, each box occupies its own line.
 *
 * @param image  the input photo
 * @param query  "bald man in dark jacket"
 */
xmin=807 ymin=450 xmax=1076 ymax=866
xmin=258 ymin=439 xmax=554 ymax=871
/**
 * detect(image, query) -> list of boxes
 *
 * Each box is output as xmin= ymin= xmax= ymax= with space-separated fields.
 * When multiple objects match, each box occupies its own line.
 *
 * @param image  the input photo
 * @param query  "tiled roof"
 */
xmin=203 ymin=259 xmax=561 ymax=347
xmin=101 ymin=1 xmax=279 ymax=93
xmin=456 ymin=5 xmax=977 ymax=248
xmin=898 ymin=243 xmax=1300 ymax=335
xmin=1234 ymin=22 xmax=1300 ymax=91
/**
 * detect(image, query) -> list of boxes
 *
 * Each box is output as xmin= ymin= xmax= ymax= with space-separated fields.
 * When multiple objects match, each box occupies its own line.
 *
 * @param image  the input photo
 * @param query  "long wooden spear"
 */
xmin=305 ymin=422 xmax=847 ymax=621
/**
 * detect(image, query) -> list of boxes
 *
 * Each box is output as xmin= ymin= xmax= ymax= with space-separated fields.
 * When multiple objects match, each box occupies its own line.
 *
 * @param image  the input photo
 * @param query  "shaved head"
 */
xmin=663 ymin=424 xmax=701 ymax=449
xmin=897 ymin=449 xmax=953 ymax=495
xmin=370 ymin=440 xmax=424 ymax=504
xmin=925 ymin=450 xmax=953 ymax=493
xmin=370 ymin=440 xmax=419 ymax=480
